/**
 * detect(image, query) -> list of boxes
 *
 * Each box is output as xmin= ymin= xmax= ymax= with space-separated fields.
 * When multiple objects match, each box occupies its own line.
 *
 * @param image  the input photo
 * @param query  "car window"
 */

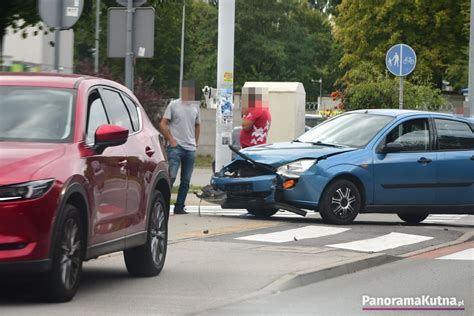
xmin=86 ymin=91 xmax=109 ymax=144
xmin=435 ymin=119 xmax=474 ymax=150
xmin=0 ymin=87 xmax=75 ymax=143
xmin=101 ymin=89 xmax=133 ymax=133
xmin=385 ymin=118 xmax=430 ymax=152
xmin=122 ymin=95 xmax=140 ymax=132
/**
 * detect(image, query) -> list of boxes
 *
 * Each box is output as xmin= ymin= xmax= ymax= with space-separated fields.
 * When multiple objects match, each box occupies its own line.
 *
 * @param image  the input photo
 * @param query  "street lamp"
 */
xmin=311 ymin=78 xmax=322 ymax=109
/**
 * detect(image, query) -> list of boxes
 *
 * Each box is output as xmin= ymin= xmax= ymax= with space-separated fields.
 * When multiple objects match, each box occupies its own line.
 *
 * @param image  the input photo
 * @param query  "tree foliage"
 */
xmin=186 ymin=0 xmax=342 ymax=100
xmin=0 ymin=0 xmax=40 ymax=50
xmin=334 ymin=0 xmax=469 ymax=90
xmin=337 ymin=62 xmax=448 ymax=111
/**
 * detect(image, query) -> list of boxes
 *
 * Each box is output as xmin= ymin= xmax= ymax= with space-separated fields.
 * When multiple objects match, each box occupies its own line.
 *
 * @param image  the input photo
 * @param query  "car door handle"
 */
xmin=145 ymin=146 xmax=155 ymax=157
xmin=471 ymin=155 xmax=474 ymax=161
xmin=417 ymin=157 xmax=432 ymax=164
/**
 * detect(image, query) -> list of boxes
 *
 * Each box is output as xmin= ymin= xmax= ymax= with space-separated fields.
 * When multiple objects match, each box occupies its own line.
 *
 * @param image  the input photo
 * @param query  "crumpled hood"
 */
xmin=239 ymin=142 xmax=357 ymax=167
xmin=0 ymin=142 xmax=66 ymax=185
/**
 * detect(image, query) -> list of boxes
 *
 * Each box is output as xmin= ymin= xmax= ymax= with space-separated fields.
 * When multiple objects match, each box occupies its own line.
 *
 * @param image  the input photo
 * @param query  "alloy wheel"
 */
xmin=150 ymin=200 xmax=167 ymax=266
xmin=330 ymin=187 xmax=357 ymax=219
xmin=59 ymin=218 xmax=82 ymax=291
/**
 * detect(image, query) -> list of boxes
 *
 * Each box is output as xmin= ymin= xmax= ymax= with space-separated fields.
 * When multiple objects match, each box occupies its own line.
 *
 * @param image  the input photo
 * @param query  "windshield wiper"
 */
xmin=309 ymin=141 xmax=347 ymax=148
xmin=292 ymin=139 xmax=302 ymax=143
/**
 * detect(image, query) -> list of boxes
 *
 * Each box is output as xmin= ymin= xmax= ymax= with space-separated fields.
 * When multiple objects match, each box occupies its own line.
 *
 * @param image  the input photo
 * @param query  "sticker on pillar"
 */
xmin=221 ymin=132 xmax=231 ymax=145
xmin=224 ymin=72 xmax=233 ymax=83
xmin=138 ymin=47 xmax=146 ymax=57
xmin=218 ymin=88 xmax=234 ymax=124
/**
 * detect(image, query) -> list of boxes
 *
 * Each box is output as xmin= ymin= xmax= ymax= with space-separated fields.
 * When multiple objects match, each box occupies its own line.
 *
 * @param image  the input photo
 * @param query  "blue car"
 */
xmin=208 ymin=110 xmax=474 ymax=224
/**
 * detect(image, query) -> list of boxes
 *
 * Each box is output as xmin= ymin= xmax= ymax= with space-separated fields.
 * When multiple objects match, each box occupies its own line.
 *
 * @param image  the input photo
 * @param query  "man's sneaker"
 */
xmin=174 ymin=208 xmax=188 ymax=215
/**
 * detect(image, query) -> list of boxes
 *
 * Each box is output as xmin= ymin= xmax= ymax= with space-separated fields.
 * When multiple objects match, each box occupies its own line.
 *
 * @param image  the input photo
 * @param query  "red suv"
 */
xmin=0 ymin=73 xmax=171 ymax=302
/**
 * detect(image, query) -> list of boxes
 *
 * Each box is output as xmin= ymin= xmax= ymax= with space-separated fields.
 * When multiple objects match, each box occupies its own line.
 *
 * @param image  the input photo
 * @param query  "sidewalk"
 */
xmin=173 ymin=167 xmax=214 ymax=206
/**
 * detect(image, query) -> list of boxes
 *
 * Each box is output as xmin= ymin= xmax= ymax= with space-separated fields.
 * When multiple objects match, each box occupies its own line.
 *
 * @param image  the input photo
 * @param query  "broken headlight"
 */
xmin=276 ymin=159 xmax=317 ymax=178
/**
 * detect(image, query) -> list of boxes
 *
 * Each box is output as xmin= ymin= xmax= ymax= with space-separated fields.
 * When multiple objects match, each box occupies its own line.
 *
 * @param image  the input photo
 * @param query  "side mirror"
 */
xmin=381 ymin=142 xmax=404 ymax=154
xmin=94 ymin=124 xmax=128 ymax=154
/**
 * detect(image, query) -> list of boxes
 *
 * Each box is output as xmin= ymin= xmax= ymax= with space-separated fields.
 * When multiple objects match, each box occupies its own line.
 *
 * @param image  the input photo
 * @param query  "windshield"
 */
xmin=297 ymin=113 xmax=393 ymax=148
xmin=0 ymin=87 xmax=75 ymax=143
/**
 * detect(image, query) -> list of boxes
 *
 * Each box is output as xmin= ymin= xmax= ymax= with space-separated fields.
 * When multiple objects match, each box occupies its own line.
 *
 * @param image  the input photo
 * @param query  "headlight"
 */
xmin=0 ymin=179 xmax=55 ymax=201
xmin=276 ymin=159 xmax=317 ymax=178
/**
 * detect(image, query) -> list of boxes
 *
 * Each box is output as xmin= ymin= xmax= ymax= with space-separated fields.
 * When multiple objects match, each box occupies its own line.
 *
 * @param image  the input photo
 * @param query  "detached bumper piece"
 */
xmin=195 ymin=185 xmax=227 ymax=204
xmin=200 ymin=171 xmax=307 ymax=216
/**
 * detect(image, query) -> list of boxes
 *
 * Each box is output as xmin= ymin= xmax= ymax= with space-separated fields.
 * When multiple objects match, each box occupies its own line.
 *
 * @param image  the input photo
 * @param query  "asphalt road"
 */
xmin=0 ymin=212 xmax=472 ymax=315
xmin=201 ymin=251 xmax=473 ymax=316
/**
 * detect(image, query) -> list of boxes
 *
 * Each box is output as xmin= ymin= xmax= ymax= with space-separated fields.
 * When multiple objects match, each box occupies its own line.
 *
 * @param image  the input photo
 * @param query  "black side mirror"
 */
xmin=381 ymin=142 xmax=404 ymax=153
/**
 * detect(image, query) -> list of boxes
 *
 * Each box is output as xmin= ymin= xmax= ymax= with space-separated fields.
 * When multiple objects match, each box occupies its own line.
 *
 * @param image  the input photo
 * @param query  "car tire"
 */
xmin=246 ymin=208 xmax=278 ymax=218
xmin=45 ymin=204 xmax=84 ymax=302
xmin=124 ymin=191 xmax=168 ymax=277
xmin=397 ymin=212 xmax=429 ymax=224
xmin=319 ymin=179 xmax=361 ymax=225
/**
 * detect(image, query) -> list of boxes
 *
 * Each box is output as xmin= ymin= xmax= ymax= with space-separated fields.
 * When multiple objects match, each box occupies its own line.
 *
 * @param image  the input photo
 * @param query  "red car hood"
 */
xmin=0 ymin=142 xmax=66 ymax=185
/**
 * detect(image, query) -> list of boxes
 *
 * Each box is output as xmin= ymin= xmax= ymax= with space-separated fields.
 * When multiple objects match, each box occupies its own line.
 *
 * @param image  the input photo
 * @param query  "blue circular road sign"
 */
xmin=386 ymin=44 xmax=417 ymax=77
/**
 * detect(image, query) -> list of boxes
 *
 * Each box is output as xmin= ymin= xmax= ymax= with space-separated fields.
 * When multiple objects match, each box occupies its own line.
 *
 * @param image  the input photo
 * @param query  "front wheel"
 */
xmin=246 ymin=208 xmax=279 ymax=218
xmin=319 ymin=179 xmax=361 ymax=225
xmin=397 ymin=212 xmax=429 ymax=224
xmin=124 ymin=191 xmax=168 ymax=277
xmin=45 ymin=204 xmax=84 ymax=302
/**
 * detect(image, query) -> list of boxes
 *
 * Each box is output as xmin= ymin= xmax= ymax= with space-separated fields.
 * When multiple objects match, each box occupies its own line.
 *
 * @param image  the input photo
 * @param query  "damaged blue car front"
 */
xmin=203 ymin=110 xmax=474 ymax=224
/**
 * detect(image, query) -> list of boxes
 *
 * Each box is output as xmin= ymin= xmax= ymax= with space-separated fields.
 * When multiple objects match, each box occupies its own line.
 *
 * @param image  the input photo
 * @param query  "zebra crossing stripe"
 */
xmin=327 ymin=232 xmax=433 ymax=252
xmin=436 ymin=248 xmax=474 ymax=261
xmin=236 ymin=226 xmax=350 ymax=243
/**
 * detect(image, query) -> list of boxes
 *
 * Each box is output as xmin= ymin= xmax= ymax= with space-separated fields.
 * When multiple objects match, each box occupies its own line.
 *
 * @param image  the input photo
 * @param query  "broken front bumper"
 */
xmin=208 ymin=174 xmax=280 ymax=209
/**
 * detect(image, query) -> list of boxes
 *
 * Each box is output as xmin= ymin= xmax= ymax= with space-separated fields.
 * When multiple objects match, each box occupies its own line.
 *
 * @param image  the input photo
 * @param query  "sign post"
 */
xmin=110 ymin=0 xmax=151 ymax=91
xmin=386 ymin=44 xmax=417 ymax=109
xmin=38 ymin=0 xmax=84 ymax=71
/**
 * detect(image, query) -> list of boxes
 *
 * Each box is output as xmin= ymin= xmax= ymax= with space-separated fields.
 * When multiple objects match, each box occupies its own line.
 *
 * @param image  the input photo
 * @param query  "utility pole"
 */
xmin=215 ymin=0 xmax=235 ymax=171
xmin=468 ymin=0 xmax=474 ymax=116
xmin=179 ymin=3 xmax=186 ymax=97
xmin=94 ymin=0 xmax=101 ymax=74
xmin=125 ymin=0 xmax=134 ymax=91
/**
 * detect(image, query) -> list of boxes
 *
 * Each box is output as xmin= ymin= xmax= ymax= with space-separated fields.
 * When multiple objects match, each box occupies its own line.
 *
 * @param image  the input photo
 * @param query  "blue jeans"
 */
xmin=167 ymin=145 xmax=196 ymax=211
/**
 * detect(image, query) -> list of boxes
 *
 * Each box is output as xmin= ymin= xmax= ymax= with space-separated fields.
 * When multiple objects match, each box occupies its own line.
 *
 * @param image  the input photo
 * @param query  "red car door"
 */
xmin=84 ymin=90 xmax=128 ymax=246
xmin=120 ymin=94 xmax=160 ymax=236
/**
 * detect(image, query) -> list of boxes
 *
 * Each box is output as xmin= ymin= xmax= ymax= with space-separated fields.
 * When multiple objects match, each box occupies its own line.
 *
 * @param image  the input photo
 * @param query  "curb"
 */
xmin=261 ymin=230 xmax=474 ymax=294
xmin=259 ymin=253 xmax=400 ymax=294
xmin=400 ymin=229 xmax=474 ymax=258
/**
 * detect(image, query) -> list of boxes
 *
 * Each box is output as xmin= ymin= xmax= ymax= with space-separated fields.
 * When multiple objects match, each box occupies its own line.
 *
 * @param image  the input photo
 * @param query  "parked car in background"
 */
xmin=304 ymin=113 xmax=325 ymax=131
xmin=0 ymin=73 xmax=171 ymax=302
xmin=207 ymin=110 xmax=474 ymax=224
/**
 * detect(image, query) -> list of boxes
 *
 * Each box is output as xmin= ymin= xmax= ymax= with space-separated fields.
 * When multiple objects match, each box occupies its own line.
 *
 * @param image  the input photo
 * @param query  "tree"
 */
xmin=334 ymin=0 xmax=469 ymax=90
xmin=186 ymin=0 xmax=342 ymax=100
xmin=335 ymin=62 xmax=448 ymax=111
xmin=0 ymin=1 xmax=40 ymax=56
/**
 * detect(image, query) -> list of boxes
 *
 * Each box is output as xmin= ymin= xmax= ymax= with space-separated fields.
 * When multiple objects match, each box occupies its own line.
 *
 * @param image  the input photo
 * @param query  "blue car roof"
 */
xmin=349 ymin=109 xmax=433 ymax=117
xmin=348 ymin=109 xmax=467 ymax=119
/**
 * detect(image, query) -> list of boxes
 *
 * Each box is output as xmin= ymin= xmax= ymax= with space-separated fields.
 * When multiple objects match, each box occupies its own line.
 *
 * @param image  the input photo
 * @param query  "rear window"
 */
xmin=0 ymin=87 xmax=75 ymax=143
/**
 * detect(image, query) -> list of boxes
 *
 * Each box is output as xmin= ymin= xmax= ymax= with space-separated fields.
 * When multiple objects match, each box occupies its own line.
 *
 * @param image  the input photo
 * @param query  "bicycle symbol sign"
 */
xmin=386 ymin=44 xmax=417 ymax=77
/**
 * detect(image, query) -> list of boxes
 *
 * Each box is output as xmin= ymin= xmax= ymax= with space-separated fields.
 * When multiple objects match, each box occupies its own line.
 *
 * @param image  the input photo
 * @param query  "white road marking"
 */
xmin=436 ymin=248 xmax=474 ymax=261
xmin=327 ymin=232 xmax=433 ymax=252
xmin=236 ymin=226 xmax=350 ymax=243
xmin=424 ymin=215 xmax=469 ymax=224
